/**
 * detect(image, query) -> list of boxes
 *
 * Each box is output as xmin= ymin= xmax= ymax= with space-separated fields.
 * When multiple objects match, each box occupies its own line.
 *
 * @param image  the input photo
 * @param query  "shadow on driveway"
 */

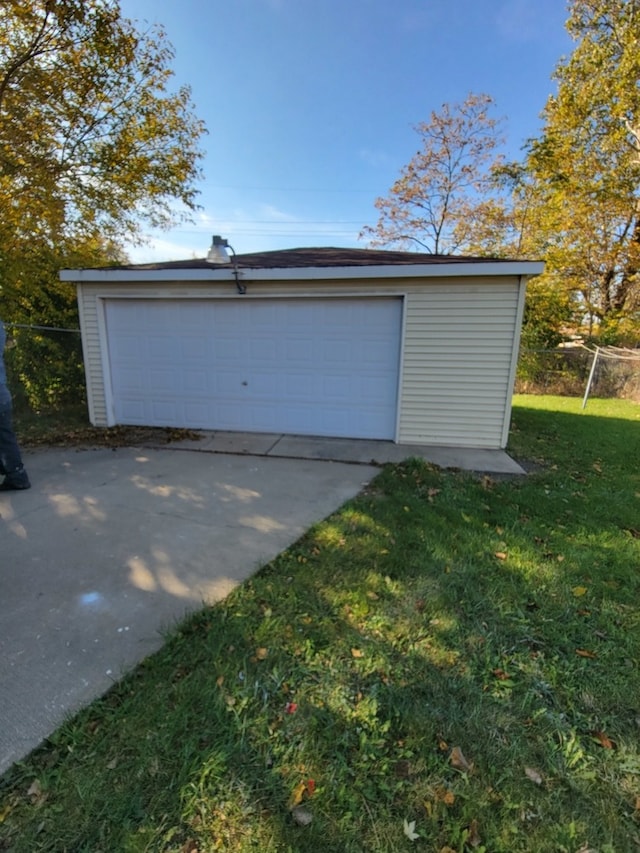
xmin=0 ymin=444 xmax=378 ymax=775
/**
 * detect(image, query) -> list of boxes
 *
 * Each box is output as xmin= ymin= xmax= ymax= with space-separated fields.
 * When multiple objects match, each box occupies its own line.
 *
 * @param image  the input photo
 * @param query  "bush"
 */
xmin=4 ymin=326 xmax=86 ymax=414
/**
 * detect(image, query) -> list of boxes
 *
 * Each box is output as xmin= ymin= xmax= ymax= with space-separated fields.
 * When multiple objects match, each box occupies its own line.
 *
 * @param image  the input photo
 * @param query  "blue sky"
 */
xmin=118 ymin=0 xmax=574 ymax=262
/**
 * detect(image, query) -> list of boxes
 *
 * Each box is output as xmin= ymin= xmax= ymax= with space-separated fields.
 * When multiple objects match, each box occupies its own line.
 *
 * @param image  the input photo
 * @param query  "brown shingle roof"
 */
xmin=107 ymin=246 xmax=520 ymax=272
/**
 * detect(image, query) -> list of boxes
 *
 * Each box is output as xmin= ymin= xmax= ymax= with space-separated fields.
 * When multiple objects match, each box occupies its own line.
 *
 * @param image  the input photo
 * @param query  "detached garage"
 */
xmin=60 ymin=246 xmax=543 ymax=449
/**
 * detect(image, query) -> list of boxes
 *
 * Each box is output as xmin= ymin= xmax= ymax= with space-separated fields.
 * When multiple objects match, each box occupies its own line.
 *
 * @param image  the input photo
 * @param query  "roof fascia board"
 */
xmin=60 ymin=261 xmax=544 ymax=284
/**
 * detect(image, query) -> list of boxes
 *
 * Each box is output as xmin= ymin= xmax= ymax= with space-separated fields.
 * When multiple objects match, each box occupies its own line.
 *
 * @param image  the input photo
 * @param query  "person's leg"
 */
xmin=0 ymin=404 xmax=30 ymax=489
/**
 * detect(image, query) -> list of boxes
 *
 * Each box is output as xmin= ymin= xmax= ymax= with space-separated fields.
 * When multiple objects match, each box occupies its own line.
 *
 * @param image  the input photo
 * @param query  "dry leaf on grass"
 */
xmin=592 ymin=730 xmax=615 ymax=749
xmin=524 ymin=767 xmax=543 ymax=785
xmin=492 ymin=668 xmax=511 ymax=680
xmin=26 ymin=779 xmax=47 ymax=806
xmin=255 ymin=647 xmax=268 ymax=660
xmin=434 ymin=786 xmax=455 ymax=805
xmin=467 ymin=818 xmax=482 ymax=848
xmin=494 ymin=551 xmax=508 ymax=560
xmin=576 ymin=648 xmax=597 ymax=658
xmin=351 ymin=648 xmax=364 ymax=658
xmin=289 ymin=782 xmax=307 ymax=809
xmin=403 ymin=819 xmax=420 ymax=841
xmin=450 ymin=746 xmax=473 ymax=773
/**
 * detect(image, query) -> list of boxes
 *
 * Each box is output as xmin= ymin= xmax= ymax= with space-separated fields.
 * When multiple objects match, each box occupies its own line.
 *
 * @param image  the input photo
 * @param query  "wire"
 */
xmin=6 ymin=323 xmax=81 ymax=334
xmin=578 ymin=343 xmax=640 ymax=361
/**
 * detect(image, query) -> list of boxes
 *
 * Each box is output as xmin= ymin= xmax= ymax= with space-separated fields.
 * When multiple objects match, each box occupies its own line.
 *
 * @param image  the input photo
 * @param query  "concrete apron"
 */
xmin=0 ymin=434 xmax=523 ymax=776
xmin=144 ymin=430 xmax=526 ymax=475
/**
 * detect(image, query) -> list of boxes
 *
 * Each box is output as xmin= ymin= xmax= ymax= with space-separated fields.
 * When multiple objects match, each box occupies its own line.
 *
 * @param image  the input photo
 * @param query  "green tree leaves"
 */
xmin=525 ymin=0 xmax=640 ymax=337
xmin=0 ymin=0 xmax=206 ymax=408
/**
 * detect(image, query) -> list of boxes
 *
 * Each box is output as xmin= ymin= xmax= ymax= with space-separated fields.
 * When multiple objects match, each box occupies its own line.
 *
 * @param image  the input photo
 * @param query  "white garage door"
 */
xmin=104 ymin=297 xmax=402 ymax=439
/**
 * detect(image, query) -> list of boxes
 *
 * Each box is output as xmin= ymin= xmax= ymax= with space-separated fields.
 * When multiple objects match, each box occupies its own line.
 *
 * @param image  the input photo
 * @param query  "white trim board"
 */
xmin=60 ymin=261 xmax=544 ymax=284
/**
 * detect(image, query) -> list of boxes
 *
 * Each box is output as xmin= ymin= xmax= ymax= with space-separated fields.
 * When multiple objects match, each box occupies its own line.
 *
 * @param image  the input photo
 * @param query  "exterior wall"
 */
xmin=76 ymin=284 xmax=108 ymax=427
xmin=76 ymin=275 xmax=523 ymax=448
xmin=398 ymin=280 xmax=522 ymax=448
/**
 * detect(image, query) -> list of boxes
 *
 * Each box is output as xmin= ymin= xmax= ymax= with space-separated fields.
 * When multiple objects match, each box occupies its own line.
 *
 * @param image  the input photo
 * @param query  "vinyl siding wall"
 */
xmin=76 ymin=275 xmax=522 ymax=448
xmin=76 ymin=285 xmax=108 ymax=427
xmin=398 ymin=281 xmax=520 ymax=447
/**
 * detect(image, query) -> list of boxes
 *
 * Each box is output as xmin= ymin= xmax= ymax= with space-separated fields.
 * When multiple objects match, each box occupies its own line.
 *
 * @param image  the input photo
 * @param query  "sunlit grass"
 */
xmin=1 ymin=396 xmax=639 ymax=851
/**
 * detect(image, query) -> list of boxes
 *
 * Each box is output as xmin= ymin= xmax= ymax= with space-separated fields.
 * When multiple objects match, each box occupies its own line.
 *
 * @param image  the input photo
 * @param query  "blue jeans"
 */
xmin=0 ymin=403 xmax=26 ymax=478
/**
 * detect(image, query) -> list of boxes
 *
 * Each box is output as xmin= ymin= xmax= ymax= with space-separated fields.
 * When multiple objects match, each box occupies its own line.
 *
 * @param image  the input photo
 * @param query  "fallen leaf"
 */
xmin=467 ymin=818 xmax=482 ymax=848
xmin=216 ymin=675 xmax=224 ymax=687
xmin=180 ymin=841 xmax=199 ymax=853
xmin=291 ymin=806 xmax=313 ymax=826
xmin=635 ymin=796 xmax=640 ymax=812
xmin=592 ymin=730 xmax=615 ymax=749
xmin=437 ymin=736 xmax=448 ymax=752
xmin=450 ymin=746 xmax=473 ymax=773
xmin=524 ymin=767 xmax=543 ymax=785
xmin=289 ymin=782 xmax=307 ymax=809
xmin=106 ymin=757 xmax=118 ymax=770
xmin=26 ymin=779 xmax=47 ymax=806
xmin=494 ymin=551 xmax=508 ymax=560
xmin=576 ymin=649 xmax=597 ymax=658
xmin=306 ymin=778 xmax=316 ymax=796
xmin=439 ymin=848 xmax=457 ymax=853
xmin=492 ymin=668 xmax=511 ymax=680
xmin=0 ymin=804 xmax=13 ymax=823
xmin=255 ymin=647 xmax=268 ymax=660
xmin=434 ymin=786 xmax=455 ymax=805
xmin=403 ymin=818 xmax=420 ymax=841
xmin=572 ymin=586 xmax=588 ymax=597
xmin=351 ymin=648 xmax=364 ymax=658
xmin=284 ymin=702 xmax=298 ymax=714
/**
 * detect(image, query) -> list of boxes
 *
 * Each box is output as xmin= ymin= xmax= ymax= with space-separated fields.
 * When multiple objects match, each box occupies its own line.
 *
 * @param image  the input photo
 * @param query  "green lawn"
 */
xmin=1 ymin=396 xmax=639 ymax=852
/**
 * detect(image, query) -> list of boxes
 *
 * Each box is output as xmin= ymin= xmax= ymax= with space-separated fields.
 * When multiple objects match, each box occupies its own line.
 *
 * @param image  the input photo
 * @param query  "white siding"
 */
xmin=76 ymin=275 xmax=523 ymax=447
xmin=397 ymin=281 xmax=520 ymax=448
xmin=76 ymin=285 xmax=107 ymax=426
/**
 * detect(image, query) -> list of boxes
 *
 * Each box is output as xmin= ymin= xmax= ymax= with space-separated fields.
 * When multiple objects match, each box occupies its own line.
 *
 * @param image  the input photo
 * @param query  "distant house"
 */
xmin=60 ymin=247 xmax=543 ymax=449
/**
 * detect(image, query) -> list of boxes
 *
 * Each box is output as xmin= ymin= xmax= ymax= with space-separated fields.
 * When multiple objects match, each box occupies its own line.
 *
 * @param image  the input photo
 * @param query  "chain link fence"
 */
xmin=3 ymin=324 xmax=85 ymax=415
xmin=516 ymin=347 xmax=640 ymax=401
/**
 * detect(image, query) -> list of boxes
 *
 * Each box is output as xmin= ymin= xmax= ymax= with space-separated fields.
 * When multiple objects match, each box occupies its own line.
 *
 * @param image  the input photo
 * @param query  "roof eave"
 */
xmin=60 ymin=260 xmax=545 ymax=283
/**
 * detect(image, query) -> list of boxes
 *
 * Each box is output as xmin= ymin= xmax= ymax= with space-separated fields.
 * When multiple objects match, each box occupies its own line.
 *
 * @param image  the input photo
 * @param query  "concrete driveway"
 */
xmin=0 ymin=431 xmax=523 ymax=776
xmin=1 ymin=442 xmax=380 ymax=776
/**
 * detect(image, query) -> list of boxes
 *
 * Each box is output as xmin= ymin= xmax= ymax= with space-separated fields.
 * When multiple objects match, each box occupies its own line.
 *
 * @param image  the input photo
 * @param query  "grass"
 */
xmin=1 ymin=395 xmax=639 ymax=852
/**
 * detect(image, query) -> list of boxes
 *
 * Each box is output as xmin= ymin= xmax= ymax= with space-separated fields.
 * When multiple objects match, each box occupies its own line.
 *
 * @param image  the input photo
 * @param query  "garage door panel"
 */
xmin=106 ymin=297 xmax=401 ymax=439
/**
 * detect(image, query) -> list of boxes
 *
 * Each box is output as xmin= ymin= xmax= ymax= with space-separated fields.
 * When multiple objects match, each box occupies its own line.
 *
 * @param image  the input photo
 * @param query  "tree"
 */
xmin=525 ymin=0 xmax=640 ymax=338
xmin=360 ymin=93 xmax=506 ymax=254
xmin=0 ymin=0 xmax=205 ymax=250
xmin=0 ymin=0 xmax=206 ymax=408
